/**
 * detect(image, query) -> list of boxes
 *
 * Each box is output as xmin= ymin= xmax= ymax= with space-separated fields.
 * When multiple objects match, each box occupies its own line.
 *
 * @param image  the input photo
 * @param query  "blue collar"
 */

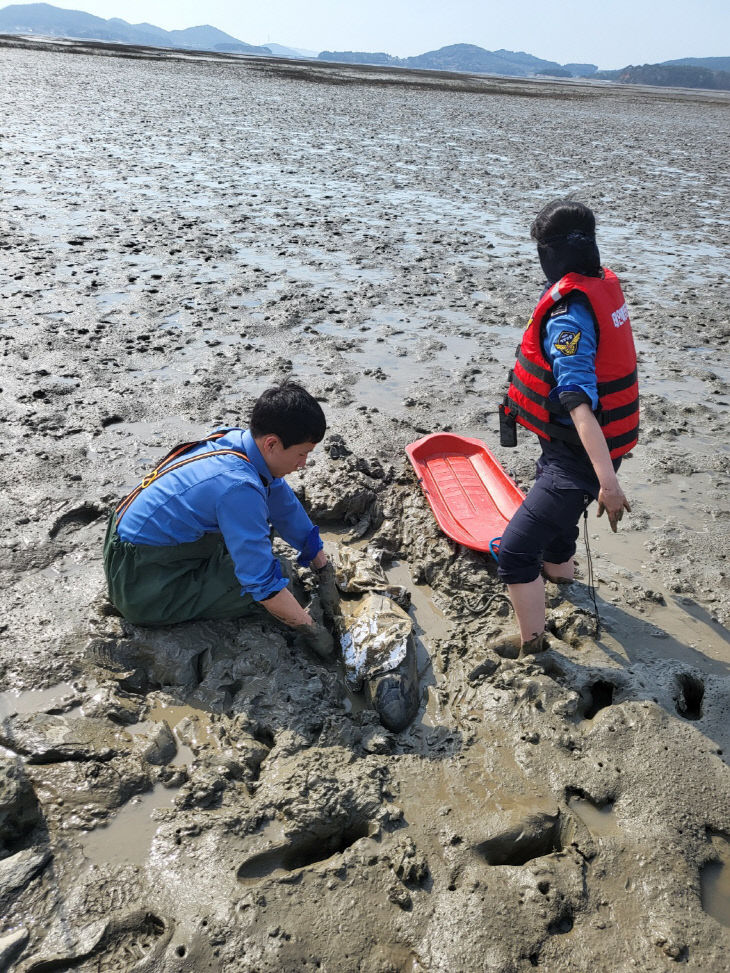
xmin=242 ymin=429 xmax=275 ymax=486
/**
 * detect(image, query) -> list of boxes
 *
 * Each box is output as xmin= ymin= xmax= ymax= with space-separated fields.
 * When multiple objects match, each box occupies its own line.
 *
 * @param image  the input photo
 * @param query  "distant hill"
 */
xmin=660 ymin=56 xmax=730 ymax=72
xmin=317 ymin=44 xmax=730 ymax=90
xmin=264 ymin=42 xmax=318 ymax=59
xmin=404 ymin=43 xmax=567 ymax=76
xmin=318 ymin=50 xmax=398 ymax=66
xmin=563 ymin=62 xmax=598 ymax=77
xmin=0 ymin=2 xmax=270 ymax=53
xmin=595 ymin=62 xmax=730 ymax=90
xmin=318 ymin=43 xmax=583 ymax=78
xmin=2 ymin=6 xmax=726 ymax=91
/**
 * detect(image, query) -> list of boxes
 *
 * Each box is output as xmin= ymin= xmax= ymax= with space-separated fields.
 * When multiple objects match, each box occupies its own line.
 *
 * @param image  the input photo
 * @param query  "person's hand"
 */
xmin=310 ymin=549 xmax=328 ymax=571
xmin=597 ymin=481 xmax=631 ymax=532
xmin=316 ymin=562 xmax=340 ymax=621
xmin=295 ymin=621 xmax=335 ymax=659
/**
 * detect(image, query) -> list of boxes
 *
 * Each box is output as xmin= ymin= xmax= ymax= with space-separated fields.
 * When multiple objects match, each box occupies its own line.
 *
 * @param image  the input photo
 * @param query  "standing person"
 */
xmin=497 ymin=199 xmax=639 ymax=656
xmin=104 ymin=380 xmax=338 ymax=657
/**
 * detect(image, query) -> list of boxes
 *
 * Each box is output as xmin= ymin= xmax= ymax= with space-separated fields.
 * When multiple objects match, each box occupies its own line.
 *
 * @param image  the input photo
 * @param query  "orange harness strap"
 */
xmin=115 ymin=432 xmax=250 ymax=525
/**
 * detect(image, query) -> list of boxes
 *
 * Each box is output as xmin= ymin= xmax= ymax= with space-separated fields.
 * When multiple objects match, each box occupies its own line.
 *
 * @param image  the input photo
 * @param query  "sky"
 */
xmin=27 ymin=0 xmax=730 ymax=69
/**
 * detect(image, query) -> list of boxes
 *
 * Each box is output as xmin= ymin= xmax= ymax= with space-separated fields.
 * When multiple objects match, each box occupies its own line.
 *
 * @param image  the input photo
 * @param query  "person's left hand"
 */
xmin=316 ymin=562 xmax=341 ymax=622
xmin=597 ymin=481 xmax=631 ymax=532
xmin=310 ymin=549 xmax=328 ymax=571
xmin=295 ymin=621 xmax=335 ymax=659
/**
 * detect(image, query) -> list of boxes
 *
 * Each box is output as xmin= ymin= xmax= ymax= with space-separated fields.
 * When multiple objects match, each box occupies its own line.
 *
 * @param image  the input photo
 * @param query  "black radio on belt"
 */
xmin=499 ymin=399 xmax=517 ymax=447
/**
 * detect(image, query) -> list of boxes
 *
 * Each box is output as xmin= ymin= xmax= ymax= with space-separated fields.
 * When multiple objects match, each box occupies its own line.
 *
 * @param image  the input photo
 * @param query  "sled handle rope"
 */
xmin=583 ymin=510 xmax=601 ymax=636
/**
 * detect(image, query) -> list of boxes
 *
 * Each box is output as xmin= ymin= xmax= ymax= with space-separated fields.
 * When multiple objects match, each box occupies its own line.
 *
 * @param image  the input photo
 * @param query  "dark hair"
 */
xmin=530 ymin=199 xmax=596 ymax=244
xmin=531 ymin=199 xmax=601 ymax=281
xmin=250 ymin=380 xmax=326 ymax=448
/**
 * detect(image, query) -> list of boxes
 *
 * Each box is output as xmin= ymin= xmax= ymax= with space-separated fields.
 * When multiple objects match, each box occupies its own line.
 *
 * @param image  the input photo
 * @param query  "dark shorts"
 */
xmin=497 ymin=466 xmax=592 ymax=585
xmin=103 ymin=513 xmax=256 ymax=626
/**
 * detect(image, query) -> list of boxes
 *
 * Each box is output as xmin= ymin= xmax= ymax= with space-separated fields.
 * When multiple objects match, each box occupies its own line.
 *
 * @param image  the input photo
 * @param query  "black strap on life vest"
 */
xmin=508 ymin=370 xmax=565 ymax=416
xmin=597 ymin=367 xmax=638 ymax=397
xmin=115 ymin=430 xmax=253 ymax=525
xmin=506 ymin=394 xmax=639 ymax=453
xmin=598 ymin=396 xmax=640 ymax=425
xmin=506 ymin=396 xmax=582 ymax=445
xmin=515 ymin=348 xmax=554 ymax=386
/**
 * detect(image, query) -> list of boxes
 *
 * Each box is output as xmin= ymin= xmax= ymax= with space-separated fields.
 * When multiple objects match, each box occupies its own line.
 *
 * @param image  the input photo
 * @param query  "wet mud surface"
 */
xmin=1 ymin=40 xmax=730 ymax=972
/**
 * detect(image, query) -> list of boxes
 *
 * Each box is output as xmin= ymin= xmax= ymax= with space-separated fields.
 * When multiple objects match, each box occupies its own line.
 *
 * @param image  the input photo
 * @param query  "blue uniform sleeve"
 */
xmin=543 ymin=298 xmax=599 ymax=411
xmin=267 ymin=479 xmax=323 ymax=567
xmin=215 ymin=481 xmax=289 ymax=602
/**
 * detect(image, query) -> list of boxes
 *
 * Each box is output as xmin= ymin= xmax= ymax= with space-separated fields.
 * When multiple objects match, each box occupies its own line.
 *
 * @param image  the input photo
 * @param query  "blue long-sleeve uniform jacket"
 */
xmin=116 ymin=429 xmax=322 ymax=602
xmin=542 ymin=295 xmax=599 ymax=412
xmin=537 ymin=293 xmax=612 ymax=495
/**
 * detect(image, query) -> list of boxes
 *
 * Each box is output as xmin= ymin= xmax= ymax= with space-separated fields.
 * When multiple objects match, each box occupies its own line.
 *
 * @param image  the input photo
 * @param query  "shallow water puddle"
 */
xmin=79 ymin=785 xmax=176 ymax=867
xmin=567 ymin=796 xmax=621 ymax=838
xmin=345 ymin=317 xmax=485 ymax=413
xmin=79 ymin=705 xmax=212 ymax=864
xmin=586 ymin=469 xmax=730 ymax=673
xmin=386 ymin=561 xmax=451 ymax=728
xmin=385 ymin=561 xmax=450 ymax=647
xmin=0 ymin=682 xmax=77 ymax=720
xmin=234 ymin=243 xmax=389 ymax=290
xmin=701 ymin=833 xmax=730 ymax=928
xmin=96 ymin=291 xmax=129 ymax=308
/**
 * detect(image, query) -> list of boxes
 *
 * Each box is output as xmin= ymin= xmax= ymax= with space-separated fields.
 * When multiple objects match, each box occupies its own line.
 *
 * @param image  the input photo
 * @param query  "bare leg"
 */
xmin=507 ymin=577 xmax=546 ymax=644
xmin=543 ymin=558 xmax=574 ymax=583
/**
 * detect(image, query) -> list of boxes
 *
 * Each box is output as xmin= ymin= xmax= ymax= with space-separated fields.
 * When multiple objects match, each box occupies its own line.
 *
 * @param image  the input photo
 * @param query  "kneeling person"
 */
xmin=104 ymin=381 xmax=335 ymax=657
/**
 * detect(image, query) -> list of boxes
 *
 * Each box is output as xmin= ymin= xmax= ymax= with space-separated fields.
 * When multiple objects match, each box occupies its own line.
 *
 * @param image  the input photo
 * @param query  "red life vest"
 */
xmin=504 ymin=269 xmax=639 ymax=459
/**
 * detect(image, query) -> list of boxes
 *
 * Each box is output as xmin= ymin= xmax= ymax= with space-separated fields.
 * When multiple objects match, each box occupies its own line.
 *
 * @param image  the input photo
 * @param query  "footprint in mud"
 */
xmin=701 ymin=831 xmax=730 ymax=928
xmin=48 ymin=502 xmax=106 ymax=540
xmin=547 ymin=911 xmax=575 ymax=936
xmin=237 ymin=821 xmax=371 ymax=884
xmin=566 ymin=791 xmax=620 ymax=839
xmin=24 ymin=910 xmax=171 ymax=971
xmin=474 ymin=810 xmax=562 ymax=867
xmin=674 ymin=672 xmax=704 ymax=721
xmin=579 ymin=680 xmax=616 ymax=720
xmin=488 ymin=634 xmax=521 ymax=660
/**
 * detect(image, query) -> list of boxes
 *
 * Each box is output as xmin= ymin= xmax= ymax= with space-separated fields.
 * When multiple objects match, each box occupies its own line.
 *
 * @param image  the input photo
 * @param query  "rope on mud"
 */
xmin=453 ymin=590 xmax=512 ymax=616
xmin=583 ymin=510 xmax=601 ymax=636
xmin=421 ymin=555 xmax=512 ymax=617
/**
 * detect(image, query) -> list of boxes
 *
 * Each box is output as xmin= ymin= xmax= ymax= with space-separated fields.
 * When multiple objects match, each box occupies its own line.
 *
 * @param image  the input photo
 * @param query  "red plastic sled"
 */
xmin=405 ymin=433 xmax=524 ymax=553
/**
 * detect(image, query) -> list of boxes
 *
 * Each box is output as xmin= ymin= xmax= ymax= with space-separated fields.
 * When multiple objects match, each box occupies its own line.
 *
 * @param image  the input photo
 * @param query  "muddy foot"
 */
xmin=518 ymin=633 xmax=549 ymax=659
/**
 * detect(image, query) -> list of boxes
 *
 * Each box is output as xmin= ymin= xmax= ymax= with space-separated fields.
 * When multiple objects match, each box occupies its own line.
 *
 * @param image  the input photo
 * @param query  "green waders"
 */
xmin=103 ymin=513 xmax=256 ymax=626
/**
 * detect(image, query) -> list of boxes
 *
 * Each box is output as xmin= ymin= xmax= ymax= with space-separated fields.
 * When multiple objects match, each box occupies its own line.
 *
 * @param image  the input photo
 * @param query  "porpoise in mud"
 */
xmin=331 ymin=548 xmax=420 ymax=731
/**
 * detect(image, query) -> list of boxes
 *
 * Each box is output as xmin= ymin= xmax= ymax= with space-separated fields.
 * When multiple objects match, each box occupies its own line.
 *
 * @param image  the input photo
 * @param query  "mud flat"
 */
xmin=1 ymin=39 xmax=729 ymax=972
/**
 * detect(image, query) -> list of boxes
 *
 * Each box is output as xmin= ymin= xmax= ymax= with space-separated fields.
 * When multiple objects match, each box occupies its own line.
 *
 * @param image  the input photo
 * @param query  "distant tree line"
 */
xmin=596 ymin=63 xmax=730 ymax=90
